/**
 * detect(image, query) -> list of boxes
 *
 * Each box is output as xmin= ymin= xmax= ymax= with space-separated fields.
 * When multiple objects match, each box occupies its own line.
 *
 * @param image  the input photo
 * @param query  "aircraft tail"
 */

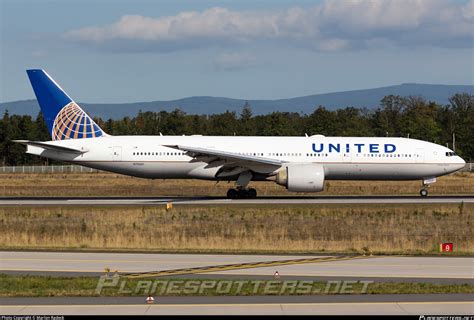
xmin=26 ymin=69 xmax=107 ymax=141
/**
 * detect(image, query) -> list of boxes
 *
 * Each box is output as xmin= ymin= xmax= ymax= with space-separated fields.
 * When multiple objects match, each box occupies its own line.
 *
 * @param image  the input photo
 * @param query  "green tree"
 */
xmin=449 ymin=93 xmax=474 ymax=159
xmin=208 ymin=111 xmax=239 ymax=135
xmin=239 ymin=101 xmax=255 ymax=135
xmin=34 ymin=112 xmax=51 ymax=141
xmin=372 ymin=95 xmax=406 ymax=137
xmin=400 ymin=97 xmax=442 ymax=142
xmin=163 ymin=109 xmax=187 ymax=135
xmin=255 ymin=112 xmax=297 ymax=136
xmin=305 ymin=106 xmax=338 ymax=136
xmin=336 ymin=107 xmax=374 ymax=136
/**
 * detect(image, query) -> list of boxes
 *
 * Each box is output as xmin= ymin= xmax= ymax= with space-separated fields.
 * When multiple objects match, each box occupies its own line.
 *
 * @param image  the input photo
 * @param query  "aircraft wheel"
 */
xmin=248 ymin=188 xmax=257 ymax=198
xmin=420 ymin=189 xmax=428 ymax=197
xmin=238 ymin=188 xmax=249 ymax=199
xmin=227 ymin=188 xmax=238 ymax=199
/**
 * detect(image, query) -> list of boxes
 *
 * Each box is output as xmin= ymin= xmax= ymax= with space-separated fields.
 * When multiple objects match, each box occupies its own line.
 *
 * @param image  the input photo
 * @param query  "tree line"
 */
xmin=0 ymin=93 xmax=472 ymax=166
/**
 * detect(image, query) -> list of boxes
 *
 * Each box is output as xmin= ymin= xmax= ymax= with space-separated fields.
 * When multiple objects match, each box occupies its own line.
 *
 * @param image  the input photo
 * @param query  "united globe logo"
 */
xmin=52 ymin=102 xmax=105 ymax=140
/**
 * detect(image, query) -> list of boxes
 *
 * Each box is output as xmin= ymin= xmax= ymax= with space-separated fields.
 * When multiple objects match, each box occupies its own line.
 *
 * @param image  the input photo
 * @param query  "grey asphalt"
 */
xmin=2 ymin=251 xmax=473 ymax=315
xmin=1 ymin=251 xmax=473 ymax=280
xmin=0 ymin=195 xmax=473 ymax=206
xmin=2 ymin=294 xmax=473 ymax=305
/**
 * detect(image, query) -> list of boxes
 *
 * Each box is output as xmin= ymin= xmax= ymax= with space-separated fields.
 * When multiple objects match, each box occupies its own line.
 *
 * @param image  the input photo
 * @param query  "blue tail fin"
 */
xmin=26 ymin=69 xmax=106 ymax=140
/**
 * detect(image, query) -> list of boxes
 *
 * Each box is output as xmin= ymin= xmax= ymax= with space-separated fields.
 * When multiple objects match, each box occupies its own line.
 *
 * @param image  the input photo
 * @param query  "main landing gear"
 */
xmin=226 ymin=170 xmax=257 ymax=199
xmin=227 ymin=187 xmax=257 ymax=199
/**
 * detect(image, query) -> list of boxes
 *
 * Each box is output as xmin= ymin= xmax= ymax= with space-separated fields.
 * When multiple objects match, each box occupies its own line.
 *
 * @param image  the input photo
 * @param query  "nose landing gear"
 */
xmin=420 ymin=188 xmax=428 ymax=197
xmin=420 ymin=177 xmax=436 ymax=197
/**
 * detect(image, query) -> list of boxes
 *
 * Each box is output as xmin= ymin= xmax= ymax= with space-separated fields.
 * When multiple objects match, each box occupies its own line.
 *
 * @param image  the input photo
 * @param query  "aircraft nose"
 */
xmin=456 ymin=156 xmax=466 ymax=170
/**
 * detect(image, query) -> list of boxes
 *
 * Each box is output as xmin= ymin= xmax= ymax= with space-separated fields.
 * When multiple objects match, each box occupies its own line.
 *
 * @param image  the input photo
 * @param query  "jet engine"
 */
xmin=274 ymin=163 xmax=325 ymax=192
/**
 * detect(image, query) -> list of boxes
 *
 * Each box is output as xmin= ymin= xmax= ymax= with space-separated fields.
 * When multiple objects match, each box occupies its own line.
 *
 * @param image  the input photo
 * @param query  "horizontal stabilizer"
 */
xmin=13 ymin=140 xmax=88 ymax=154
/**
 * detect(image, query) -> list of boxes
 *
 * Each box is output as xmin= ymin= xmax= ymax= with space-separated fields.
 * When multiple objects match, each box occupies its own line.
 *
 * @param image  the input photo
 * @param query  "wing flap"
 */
xmin=164 ymin=145 xmax=283 ymax=167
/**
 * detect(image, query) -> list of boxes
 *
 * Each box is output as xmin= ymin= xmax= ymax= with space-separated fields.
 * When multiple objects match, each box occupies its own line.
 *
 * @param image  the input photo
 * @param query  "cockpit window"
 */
xmin=445 ymin=152 xmax=457 ymax=157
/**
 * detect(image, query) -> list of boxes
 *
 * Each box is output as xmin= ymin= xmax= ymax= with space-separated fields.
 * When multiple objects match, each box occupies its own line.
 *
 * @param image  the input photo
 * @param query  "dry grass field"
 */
xmin=0 ymin=203 xmax=472 ymax=254
xmin=0 ymin=171 xmax=473 ymax=197
xmin=0 ymin=172 xmax=472 ymax=254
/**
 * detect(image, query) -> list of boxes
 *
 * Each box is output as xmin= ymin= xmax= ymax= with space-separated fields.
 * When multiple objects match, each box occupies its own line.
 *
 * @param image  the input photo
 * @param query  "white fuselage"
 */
xmin=26 ymin=135 xmax=465 ymax=181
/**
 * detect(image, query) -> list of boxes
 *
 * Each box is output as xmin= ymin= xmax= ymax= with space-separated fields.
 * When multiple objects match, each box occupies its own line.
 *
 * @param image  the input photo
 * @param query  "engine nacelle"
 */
xmin=275 ymin=164 xmax=325 ymax=192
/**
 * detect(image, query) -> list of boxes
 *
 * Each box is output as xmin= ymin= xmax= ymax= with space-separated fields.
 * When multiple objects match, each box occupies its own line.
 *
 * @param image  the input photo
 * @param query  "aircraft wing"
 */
xmin=13 ymin=140 xmax=88 ymax=154
xmin=164 ymin=145 xmax=283 ymax=168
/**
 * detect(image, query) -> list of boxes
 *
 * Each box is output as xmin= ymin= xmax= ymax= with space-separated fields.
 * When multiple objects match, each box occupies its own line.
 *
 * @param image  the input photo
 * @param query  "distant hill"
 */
xmin=1 ymin=83 xmax=473 ymax=119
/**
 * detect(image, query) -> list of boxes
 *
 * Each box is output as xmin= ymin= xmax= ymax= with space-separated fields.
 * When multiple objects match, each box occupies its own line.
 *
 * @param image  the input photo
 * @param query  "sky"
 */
xmin=1 ymin=0 xmax=473 ymax=103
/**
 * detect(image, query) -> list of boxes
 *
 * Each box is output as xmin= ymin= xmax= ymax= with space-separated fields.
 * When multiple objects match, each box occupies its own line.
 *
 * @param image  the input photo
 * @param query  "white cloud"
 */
xmin=65 ymin=0 xmax=474 ymax=52
xmin=462 ymin=0 xmax=474 ymax=20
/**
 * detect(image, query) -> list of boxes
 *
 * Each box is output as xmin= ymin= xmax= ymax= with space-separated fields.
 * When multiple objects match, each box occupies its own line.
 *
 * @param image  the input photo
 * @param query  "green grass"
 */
xmin=1 ymin=274 xmax=473 ymax=297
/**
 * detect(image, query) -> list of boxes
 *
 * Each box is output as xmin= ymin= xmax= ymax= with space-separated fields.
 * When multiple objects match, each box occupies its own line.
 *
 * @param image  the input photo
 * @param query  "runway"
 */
xmin=1 ymin=251 xmax=473 ymax=280
xmin=2 ymin=251 xmax=473 ymax=315
xmin=1 ymin=295 xmax=473 ymax=315
xmin=0 ymin=195 xmax=473 ymax=206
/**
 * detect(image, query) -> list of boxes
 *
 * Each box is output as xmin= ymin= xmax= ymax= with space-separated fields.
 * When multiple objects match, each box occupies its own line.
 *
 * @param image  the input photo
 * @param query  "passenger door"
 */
xmin=112 ymin=146 xmax=122 ymax=161
xmin=415 ymin=148 xmax=424 ymax=163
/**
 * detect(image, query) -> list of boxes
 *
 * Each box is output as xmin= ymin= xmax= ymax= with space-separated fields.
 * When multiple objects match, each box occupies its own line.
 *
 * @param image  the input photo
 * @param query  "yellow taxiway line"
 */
xmin=123 ymin=255 xmax=375 ymax=279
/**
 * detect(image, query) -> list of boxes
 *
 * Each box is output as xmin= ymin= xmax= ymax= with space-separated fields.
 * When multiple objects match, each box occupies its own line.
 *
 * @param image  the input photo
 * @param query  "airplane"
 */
xmin=14 ymin=69 xmax=466 ymax=198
